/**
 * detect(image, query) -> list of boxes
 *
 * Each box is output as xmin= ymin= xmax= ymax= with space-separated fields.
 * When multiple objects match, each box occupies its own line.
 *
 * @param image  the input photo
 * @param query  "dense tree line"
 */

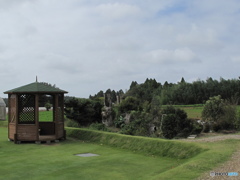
xmin=97 ymin=77 xmax=240 ymax=105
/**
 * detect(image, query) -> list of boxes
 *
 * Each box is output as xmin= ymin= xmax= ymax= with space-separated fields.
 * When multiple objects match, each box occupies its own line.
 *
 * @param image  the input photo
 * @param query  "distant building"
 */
xmin=0 ymin=97 xmax=6 ymax=120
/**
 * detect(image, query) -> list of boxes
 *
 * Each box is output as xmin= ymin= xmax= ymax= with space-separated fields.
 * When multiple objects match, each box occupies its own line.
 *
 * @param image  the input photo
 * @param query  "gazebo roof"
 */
xmin=4 ymin=81 xmax=68 ymax=94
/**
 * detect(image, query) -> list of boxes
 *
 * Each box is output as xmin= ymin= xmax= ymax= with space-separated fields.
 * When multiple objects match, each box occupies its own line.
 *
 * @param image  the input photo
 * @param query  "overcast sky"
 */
xmin=1 ymin=0 xmax=240 ymax=98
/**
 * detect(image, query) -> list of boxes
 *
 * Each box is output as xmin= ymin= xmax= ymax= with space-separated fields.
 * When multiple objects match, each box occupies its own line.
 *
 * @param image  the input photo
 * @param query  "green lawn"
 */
xmin=1 ymin=126 xmax=240 ymax=179
xmin=0 ymin=127 xmax=186 ymax=180
xmin=39 ymin=110 xmax=53 ymax=122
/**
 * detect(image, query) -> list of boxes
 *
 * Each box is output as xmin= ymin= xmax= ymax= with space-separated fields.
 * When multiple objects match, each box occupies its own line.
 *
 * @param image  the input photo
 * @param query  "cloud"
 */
xmin=94 ymin=3 xmax=141 ymax=20
xmin=231 ymin=56 xmax=240 ymax=63
xmin=176 ymin=24 xmax=223 ymax=51
xmin=43 ymin=53 xmax=82 ymax=74
xmin=147 ymin=47 xmax=199 ymax=64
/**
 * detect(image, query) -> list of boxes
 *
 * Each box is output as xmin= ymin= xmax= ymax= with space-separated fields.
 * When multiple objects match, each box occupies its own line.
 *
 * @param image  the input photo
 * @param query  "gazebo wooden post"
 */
xmin=8 ymin=94 xmax=19 ymax=144
xmin=35 ymin=94 xmax=39 ymax=141
xmin=54 ymin=94 xmax=58 ymax=139
xmin=60 ymin=94 xmax=66 ymax=139
xmin=14 ymin=95 xmax=19 ymax=144
xmin=7 ymin=94 xmax=11 ymax=141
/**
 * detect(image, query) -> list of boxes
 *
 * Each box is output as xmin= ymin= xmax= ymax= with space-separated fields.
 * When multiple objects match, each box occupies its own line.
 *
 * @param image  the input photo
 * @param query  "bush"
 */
xmin=120 ymin=124 xmax=135 ymax=135
xmin=65 ymin=119 xmax=80 ymax=128
xmin=235 ymin=110 xmax=240 ymax=130
xmin=203 ymin=122 xmax=210 ymax=133
xmin=212 ymin=123 xmax=221 ymax=132
xmin=191 ymin=120 xmax=203 ymax=134
xmin=114 ymin=115 xmax=125 ymax=128
xmin=89 ymin=123 xmax=109 ymax=131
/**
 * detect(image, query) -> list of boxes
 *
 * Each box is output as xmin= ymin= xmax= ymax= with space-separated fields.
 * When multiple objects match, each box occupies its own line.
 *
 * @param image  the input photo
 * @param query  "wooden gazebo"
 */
xmin=4 ymin=81 xmax=68 ymax=144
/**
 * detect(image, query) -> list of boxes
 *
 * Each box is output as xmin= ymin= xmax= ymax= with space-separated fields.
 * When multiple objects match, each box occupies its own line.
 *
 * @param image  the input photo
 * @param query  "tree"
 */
xmin=44 ymin=102 xmax=52 ymax=111
xmin=202 ymin=95 xmax=224 ymax=123
xmin=130 ymin=81 xmax=138 ymax=89
xmin=65 ymin=98 xmax=103 ymax=126
xmin=118 ymin=96 xmax=141 ymax=114
xmin=161 ymin=106 xmax=192 ymax=139
xmin=202 ymin=95 xmax=237 ymax=131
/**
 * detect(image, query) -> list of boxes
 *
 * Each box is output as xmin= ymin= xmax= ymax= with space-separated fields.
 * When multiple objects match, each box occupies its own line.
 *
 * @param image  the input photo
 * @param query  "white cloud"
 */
xmin=231 ymin=56 xmax=240 ymax=62
xmin=94 ymin=3 xmax=141 ymax=20
xmin=147 ymin=47 xmax=199 ymax=64
xmin=176 ymin=24 xmax=223 ymax=51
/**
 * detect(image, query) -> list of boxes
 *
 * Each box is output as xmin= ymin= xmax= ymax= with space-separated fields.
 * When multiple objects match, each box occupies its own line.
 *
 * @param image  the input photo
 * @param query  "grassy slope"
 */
xmin=66 ymin=127 xmax=204 ymax=159
xmin=156 ymin=140 xmax=240 ymax=179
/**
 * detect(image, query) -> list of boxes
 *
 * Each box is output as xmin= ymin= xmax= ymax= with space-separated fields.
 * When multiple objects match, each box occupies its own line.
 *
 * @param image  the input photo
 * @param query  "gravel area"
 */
xmin=183 ymin=135 xmax=240 ymax=142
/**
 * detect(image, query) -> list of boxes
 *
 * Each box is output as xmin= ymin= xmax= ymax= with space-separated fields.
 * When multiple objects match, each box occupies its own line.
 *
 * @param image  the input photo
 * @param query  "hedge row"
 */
xmin=66 ymin=127 xmax=205 ymax=159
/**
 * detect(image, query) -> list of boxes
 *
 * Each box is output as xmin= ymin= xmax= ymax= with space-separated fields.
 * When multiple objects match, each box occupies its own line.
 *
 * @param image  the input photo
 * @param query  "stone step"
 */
xmin=188 ymin=135 xmax=197 ymax=139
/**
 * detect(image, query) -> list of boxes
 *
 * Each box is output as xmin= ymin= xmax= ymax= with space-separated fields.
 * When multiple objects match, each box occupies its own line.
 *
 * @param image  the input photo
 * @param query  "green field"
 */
xmin=165 ymin=105 xmax=240 ymax=119
xmin=175 ymin=105 xmax=204 ymax=119
xmin=0 ymin=125 xmax=240 ymax=179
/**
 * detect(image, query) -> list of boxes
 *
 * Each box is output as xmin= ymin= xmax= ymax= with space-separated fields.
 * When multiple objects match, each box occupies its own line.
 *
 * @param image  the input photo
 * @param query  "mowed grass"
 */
xmin=0 ymin=127 xmax=186 ymax=180
xmin=39 ymin=110 xmax=53 ymax=122
xmin=1 ymin=126 xmax=240 ymax=179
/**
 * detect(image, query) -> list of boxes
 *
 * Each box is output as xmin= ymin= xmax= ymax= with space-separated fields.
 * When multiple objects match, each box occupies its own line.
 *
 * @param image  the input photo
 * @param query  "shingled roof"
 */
xmin=4 ymin=82 xmax=68 ymax=94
